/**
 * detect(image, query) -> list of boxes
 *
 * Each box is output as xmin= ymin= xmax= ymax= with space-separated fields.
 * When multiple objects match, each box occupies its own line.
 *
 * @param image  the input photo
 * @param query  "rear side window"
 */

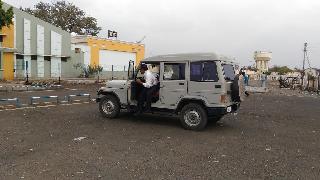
xmin=190 ymin=61 xmax=219 ymax=82
xmin=222 ymin=64 xmax=235 ymax=81
xmin=164 ymin=63 xmax=185 ymax=80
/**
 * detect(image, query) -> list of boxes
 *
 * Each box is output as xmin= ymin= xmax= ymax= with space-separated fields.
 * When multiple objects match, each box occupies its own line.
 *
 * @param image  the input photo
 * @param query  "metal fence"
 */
xmin=3 ymin=62 xmax=131 ymax=81
xmin=98 ymin=65 xmax=129 ymax=80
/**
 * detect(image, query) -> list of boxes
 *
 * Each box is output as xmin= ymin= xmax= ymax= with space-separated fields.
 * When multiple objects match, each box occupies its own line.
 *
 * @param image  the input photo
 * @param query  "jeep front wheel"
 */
xmin=99 ymin=95 xmax=120 ymax=118
xmin=180 ymin=103 xmax=208 ymax=131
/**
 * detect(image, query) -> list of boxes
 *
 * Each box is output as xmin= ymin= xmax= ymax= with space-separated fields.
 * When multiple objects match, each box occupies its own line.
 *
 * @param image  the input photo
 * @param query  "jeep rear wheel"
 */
xmin=99 ymin=95 xmax=120 ymax=118
xmin=180 ymin=103 xmax=208 ymax=131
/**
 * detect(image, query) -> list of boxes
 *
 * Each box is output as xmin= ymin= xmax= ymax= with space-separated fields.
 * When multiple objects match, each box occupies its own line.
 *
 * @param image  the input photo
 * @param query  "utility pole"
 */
xmin=303 ymin=42 xmax=307 ymax=72
xmin=301 ymin=42 xmax=308 ymax=89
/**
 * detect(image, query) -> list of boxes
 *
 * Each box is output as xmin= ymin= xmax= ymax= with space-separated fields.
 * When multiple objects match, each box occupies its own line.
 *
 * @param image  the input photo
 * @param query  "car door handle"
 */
xmin=179 ymin=83 xmax=185 ymax=85
xmin=215 ymin=85 xmax=221 ymax=88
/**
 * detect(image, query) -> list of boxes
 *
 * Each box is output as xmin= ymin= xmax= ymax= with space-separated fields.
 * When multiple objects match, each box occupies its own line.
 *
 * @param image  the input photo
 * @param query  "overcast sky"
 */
xmin=4 ymin=0 xmax=320 ymax=68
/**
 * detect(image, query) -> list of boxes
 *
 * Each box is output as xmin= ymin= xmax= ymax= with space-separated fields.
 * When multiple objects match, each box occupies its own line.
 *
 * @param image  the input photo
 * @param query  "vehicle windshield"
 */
xmin=222 ymin=64 xmax=235 ymax=81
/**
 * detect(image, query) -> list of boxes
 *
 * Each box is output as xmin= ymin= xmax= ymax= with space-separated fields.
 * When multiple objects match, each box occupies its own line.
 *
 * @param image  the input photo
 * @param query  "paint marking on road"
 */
xmin=37 ymin=105 xmax=56 ymax=108
xmin=1 ymin=100 xmax=92 ymax=111
xmin=15 ymin=107 xmax=27 ymax=110
xmin=37 ymin=105 xmax=49 ymax=108
xmin=46 ymin=105 xmax=57 ymax=107
xmin=25 ymin=107 xmax=36 ymax=109
xmin=31 ymin=97 xmax=41 ymax=99
xmin=72 ymin=103 xmax=82 ymax=105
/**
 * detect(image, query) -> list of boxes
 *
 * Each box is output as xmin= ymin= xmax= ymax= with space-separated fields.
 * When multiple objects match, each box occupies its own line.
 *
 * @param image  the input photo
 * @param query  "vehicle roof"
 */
xmin=142 ymin=53 xmax=235 ymax=63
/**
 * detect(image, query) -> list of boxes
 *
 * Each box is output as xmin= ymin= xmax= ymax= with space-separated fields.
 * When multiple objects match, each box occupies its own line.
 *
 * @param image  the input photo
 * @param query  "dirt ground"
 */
xmin=0 ymin=82 xmax=320 ymax=179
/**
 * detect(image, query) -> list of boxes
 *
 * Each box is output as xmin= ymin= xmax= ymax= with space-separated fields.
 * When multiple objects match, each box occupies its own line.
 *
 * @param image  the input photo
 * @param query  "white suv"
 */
xmin=97 ymin=53 xmax=240 ymax=131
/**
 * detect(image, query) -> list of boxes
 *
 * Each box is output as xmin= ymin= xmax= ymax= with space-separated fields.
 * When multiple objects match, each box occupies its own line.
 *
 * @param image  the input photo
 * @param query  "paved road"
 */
xmin=0 ymin=92 xmax=319 ymax=179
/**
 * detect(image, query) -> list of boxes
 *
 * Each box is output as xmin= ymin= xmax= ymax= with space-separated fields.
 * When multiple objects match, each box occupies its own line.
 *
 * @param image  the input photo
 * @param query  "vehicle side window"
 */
xmin=163 ymin=63 xmax=185 ymax=80
xmin=190 ymin=61 xmax=219 ymax=82
xmin=203 ymin=62 xmax=218 ymax=81
xmin=222 ymin=64 xmax=235 ymax=81
xmin=190 ymin=62 xmax=202 ymax=81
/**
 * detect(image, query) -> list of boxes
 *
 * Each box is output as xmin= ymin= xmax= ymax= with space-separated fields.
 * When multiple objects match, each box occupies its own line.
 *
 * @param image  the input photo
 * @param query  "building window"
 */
xmin=16 ymin=54 xmax=24 ymax=59
xmin=61 ymin=57 xmax=68 ymax=62
xmin=163 ymin=63 xmax=185 ymax=80
xmin=75 ymin=48 xmax=81 ymax=53
xmin=190 ymin=61 xmax=219 ymax=82
xmin=0 ymin=36 xmax=3 ymax=42
xmin=31 ymin=55 xmax=37 ymax=60
xmin=44 ymin=56 xmax=51 ymax=61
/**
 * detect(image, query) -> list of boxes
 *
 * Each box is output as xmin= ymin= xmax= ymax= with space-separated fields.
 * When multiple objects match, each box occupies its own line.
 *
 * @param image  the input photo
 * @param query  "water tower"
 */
xmin=254 ymin=51 xmax=272 ymax=72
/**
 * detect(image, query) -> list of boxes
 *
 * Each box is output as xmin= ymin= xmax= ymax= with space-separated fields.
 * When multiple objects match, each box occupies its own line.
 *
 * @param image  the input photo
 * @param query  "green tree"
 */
xmin=0 ymin=0 xmax=14 ymax=30
xmin=269 ymin=65 xmax=293 ymax=75
xmin=22 ymin=0 xmax=101 ymax=36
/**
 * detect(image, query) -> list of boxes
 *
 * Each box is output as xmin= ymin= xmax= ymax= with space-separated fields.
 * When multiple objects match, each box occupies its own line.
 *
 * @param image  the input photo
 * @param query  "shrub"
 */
xmin=73 ymin=63 xmax=103 ymax=78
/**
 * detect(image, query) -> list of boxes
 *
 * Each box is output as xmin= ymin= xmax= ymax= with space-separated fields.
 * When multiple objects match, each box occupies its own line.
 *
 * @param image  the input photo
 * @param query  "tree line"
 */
xmin=0 ymin=0 xmax=13 ymax=30
xmin=0 ymin=0 xmax=101 ymax=36
xmin=21 ymin=0 xmax=102 ymax=36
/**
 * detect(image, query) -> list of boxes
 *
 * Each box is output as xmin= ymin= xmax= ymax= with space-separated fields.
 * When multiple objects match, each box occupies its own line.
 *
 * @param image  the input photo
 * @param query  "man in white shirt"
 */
xmin=135 ymin=64 xmax=157 ymax=114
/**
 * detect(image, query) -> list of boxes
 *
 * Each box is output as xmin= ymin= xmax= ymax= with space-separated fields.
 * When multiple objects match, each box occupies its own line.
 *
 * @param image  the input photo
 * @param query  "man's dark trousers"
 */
xmin=137 ymin=87 xmax=148 ymax=113
xmin=137 ymin=86 xmax=157 ymax=113
xmin=145 ymin=86 xmax=157 ymax=112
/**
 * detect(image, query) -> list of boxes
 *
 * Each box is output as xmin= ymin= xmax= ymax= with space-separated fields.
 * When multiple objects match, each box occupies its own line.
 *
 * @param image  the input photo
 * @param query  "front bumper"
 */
xmin=207 ymin=103 xmax=240 ymax=116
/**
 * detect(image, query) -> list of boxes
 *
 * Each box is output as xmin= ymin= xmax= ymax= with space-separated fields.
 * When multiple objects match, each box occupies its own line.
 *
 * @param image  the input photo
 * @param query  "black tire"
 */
xmin=179 ymin=103 xmax=208 ymax=131
xmin=99 ymin=95 xmax=120 ymax=118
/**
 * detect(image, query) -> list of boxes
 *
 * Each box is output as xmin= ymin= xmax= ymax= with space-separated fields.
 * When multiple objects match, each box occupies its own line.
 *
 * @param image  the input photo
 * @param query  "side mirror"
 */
xmin=128 ymin=60 xmax=135 ymax=80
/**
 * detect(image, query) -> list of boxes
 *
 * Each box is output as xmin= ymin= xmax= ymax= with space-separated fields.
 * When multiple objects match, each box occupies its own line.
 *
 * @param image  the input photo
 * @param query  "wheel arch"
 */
xmin=99 ymin=91 xmax=121 ymax=104
xmin=176 ymin=98 xmax=207 ymax=114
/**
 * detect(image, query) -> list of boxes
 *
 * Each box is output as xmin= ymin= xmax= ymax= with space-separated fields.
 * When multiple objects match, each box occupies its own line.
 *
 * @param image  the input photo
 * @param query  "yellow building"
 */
xmin=71 ymin=36 xmax=145 ymax=71
xmin=0 ymin=24 xmax=16 ymax=80
xmin=1 ymin=2 xmax=72 ymax=81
